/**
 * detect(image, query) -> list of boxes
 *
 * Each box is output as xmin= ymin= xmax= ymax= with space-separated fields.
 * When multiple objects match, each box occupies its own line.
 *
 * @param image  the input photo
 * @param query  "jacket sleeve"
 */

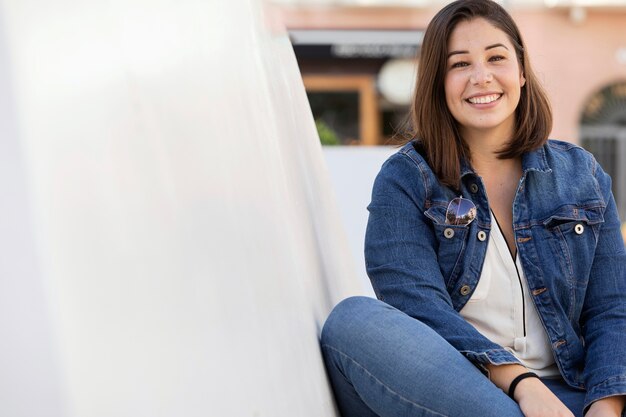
xmin=364 ymin=153 xmax=520 ymax=370
xmin=581 ymin=161 xmax=626 ymax=410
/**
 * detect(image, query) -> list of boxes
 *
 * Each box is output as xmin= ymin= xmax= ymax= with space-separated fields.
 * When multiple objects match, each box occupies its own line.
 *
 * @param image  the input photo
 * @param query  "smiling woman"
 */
xmin=320 ymin=1 xmax=626 ymax=417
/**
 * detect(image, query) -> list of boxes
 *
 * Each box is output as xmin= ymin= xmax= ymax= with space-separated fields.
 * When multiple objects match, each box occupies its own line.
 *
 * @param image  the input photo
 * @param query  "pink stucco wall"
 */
xmin=513 ymin=9 xmax=626 ymax=142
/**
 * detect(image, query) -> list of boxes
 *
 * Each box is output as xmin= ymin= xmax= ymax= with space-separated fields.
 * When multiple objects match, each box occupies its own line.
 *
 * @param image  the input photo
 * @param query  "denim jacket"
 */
xmin=365 ymin=140 xmax=626 ymax=410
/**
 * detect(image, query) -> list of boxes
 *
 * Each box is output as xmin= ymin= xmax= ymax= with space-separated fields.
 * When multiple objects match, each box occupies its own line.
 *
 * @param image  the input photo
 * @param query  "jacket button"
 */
xmin=460 ymin=285 xmax=471 ymax=296
xmin=444 ymin=228 xmax=455 ymax=239
xmin=574 ymin=224 xmax=584 ymax=234
xmin=477 ymin=230 xmax=487 ymax=241
xmin=470 ymin=183 xmax=479 ymax=193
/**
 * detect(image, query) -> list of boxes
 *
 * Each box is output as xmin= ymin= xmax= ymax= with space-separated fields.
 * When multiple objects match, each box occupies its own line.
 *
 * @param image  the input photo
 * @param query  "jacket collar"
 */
xmin=521 ymin=145 xmax=552 ymax=174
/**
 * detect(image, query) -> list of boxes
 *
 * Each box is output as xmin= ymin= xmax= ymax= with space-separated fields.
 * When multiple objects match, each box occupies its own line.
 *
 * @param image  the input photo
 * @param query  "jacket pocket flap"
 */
xmin=543 ymin=205 xmax=605 ymax=227
xmin=424 ymin=204 xmax=447 ymax=225
xmin=425 ymin=204 xmax=470 ymax=227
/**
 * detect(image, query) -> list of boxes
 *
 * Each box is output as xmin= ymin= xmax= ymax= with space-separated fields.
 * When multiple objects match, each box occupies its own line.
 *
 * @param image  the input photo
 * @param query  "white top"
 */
xmin=460 ymin=212 xmax=560 ymax=377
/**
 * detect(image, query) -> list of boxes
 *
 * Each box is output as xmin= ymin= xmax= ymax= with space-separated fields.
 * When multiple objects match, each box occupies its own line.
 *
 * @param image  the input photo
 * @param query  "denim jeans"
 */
xmin=321 ymin=297 xmax=586 ymax=417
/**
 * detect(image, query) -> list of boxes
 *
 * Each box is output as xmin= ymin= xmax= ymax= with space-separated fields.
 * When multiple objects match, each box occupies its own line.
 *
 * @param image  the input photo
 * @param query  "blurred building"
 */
xmin=273 ymin=0 xmax=626 ymax=219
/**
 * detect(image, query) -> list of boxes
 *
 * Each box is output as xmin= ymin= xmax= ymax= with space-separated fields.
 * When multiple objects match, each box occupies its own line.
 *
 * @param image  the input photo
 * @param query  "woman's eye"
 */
xmin=451 ymin=61 xmax=468 ymax=68
xmin=489 ymin=55 xmax=505 ymax=62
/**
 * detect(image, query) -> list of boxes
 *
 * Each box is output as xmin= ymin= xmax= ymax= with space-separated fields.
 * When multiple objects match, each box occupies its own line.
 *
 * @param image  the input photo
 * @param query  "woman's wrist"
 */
xmin=485 ymin=364 xmax=531 ymax=394
xmin=508 ymin=372 xmax=540 ymax=398
xmin=484 ymin=364 xmax=548 ymax=403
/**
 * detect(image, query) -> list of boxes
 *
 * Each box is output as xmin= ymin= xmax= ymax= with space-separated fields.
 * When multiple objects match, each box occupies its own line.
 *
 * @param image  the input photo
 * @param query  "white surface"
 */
xmin=323 ymin=146 xmax=397 ymax=298
xmin=0 ymin=12 xmax=66 ymax=414
xmin=0 ymin=0 xmax=362 ymax=416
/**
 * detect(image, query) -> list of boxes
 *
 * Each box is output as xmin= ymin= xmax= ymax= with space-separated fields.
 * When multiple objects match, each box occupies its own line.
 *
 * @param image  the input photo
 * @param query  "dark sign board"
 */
xmin=290 ymin=29 xmax=424 ymax=60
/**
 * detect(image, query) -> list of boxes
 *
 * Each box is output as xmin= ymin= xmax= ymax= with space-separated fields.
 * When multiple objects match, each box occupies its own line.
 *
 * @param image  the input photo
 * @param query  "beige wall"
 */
xmin=278 ymin=5 xmax=626 ymax=144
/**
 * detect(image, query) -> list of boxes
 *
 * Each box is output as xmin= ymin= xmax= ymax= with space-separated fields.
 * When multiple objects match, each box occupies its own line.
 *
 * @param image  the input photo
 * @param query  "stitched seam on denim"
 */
xmin=590 ymin=223 xmax=600 ymax=243
xmin=588 ymin=376 xmax=626 ymax=392
xmin=583 ymin=394 xmax=626 ymax=417
xmin=523 ymin=211 xmax=611 ymax=229
xmin=554 ymin=227 xmax=574 ymax=277
xmin=591 ymin=152 xmax=598 ymax=177
xmin=460 ymin=348 xmax=513 ymax=355
xmin=582 ymin=148 xmax=605 ymax=201
xmin=548 ymin=140 xmax=578 ymax=151
xmin=566 ymin=144 xmax=599 ymax=184
xmin=529 ymin=143 xmax=551 ymax=172
xmin=585 ymin=379 xmax=626 ymax=410
xmin=399 ymin=146 xmax=431 ymax=202
xmin=445 ymin=238 xmax=466 ymax=291
xmin=555 ymin=226 xmax=577 ymax=322
xmin=428 ymin=224 xmax=467 ymax=290
xmin=459 ymin=349 xmax=520 ymax=363
xmin=322 ymin=344 xmax=450 ymax=417
xmin=401 ymin=151 xmax=431 ymax=203
xmin=462 ymin=223 xmax=481 ymax=295
xmin=593 ymin=164 xmax=608 ymax=207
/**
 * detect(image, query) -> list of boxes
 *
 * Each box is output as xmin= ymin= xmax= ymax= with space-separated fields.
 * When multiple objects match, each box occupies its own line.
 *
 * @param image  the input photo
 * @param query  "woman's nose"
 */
xmin=470 ymin=64 xmax=493 ymax=85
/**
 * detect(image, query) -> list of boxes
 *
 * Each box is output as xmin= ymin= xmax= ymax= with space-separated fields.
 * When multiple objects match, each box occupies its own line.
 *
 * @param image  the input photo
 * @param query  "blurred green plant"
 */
xmin=316 ymin=119 xmax=340 ymax=146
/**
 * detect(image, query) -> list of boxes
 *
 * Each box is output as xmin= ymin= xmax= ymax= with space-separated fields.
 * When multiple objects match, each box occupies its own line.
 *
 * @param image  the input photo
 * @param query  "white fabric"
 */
xmin=460 ymin=213 xmax=560 ymax=377
xmin=0 ymin=0 xmax=362 ymax=416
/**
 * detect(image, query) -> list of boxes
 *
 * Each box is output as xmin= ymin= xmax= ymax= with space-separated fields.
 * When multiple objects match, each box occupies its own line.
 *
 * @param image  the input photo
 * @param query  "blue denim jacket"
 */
xmin=365 ymin=139 xmax=626 ymax=410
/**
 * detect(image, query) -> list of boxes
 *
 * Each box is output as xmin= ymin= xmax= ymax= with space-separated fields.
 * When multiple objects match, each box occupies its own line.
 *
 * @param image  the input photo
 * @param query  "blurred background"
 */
xmin=269 ymin=0 xmax=626 ymax=288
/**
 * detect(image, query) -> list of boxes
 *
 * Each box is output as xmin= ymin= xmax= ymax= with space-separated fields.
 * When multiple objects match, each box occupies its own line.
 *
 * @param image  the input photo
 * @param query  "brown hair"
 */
xmin=407 ymin=0 xmax=552 ymax=188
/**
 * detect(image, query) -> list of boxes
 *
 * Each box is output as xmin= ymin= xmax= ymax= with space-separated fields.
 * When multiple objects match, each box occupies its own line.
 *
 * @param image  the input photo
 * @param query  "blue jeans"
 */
xmin=321 ymin=297 xmax=586 ymax=417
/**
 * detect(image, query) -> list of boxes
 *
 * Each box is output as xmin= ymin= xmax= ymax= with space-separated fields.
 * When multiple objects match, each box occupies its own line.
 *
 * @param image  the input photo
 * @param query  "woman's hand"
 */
xmin=487 ymin=364 xmax=573 ymax=417
xmin=585 ymin=396 xmax=625 ymax=417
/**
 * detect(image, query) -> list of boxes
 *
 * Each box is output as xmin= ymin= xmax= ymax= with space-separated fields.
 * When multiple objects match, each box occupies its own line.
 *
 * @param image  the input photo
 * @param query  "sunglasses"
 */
xmin=445 ymin=196 xmax=477 ymax=226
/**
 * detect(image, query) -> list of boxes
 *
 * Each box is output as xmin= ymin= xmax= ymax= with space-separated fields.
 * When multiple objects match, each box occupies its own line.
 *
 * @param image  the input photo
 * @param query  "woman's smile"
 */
xmin=466 ymin=93 xmax=502 ymax=105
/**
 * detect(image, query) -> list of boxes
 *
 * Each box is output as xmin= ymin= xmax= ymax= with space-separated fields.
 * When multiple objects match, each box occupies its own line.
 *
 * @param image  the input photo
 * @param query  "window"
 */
xmin=303 ymin=75 xmax=381 ymax=145
xmin=580 ymin=81 xmax=626 ymax=221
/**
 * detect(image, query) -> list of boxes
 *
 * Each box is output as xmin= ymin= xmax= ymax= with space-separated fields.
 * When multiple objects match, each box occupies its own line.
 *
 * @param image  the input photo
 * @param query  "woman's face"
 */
xmin=444 ymin=18 xmax=525 ymax=142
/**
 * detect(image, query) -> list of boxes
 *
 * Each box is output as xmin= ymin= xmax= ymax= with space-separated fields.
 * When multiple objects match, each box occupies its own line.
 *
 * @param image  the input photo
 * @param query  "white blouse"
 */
xmin=459 ymin=212 xmax=560 ymax=377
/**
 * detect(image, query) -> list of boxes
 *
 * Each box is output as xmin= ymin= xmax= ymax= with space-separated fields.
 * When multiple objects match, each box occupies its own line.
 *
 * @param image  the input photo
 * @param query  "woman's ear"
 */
xmin=520 ymin=72 xmax=526 ymax=87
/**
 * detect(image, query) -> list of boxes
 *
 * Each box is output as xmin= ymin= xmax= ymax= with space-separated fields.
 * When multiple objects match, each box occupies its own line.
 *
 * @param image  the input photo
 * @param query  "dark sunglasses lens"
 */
xmin=446 ymin=198 xmax=476 ymax=225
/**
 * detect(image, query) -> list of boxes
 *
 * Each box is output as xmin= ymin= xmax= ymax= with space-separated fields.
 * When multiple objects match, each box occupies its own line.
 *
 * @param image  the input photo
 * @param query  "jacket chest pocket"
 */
xmin=543 ymin=205 xmax=604 ymax=288
xmin=425 ymin=205 xmax=468 ymax=285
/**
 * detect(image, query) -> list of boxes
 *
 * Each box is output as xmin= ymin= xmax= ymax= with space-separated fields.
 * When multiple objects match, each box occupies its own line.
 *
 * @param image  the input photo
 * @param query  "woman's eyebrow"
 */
xmin=447 ymin=50 xmax=468 ymax=58
xmin=485 ymin=43 xmax=508 ymax=51
xmin=447 ymin=43 xmax=509 ymax=59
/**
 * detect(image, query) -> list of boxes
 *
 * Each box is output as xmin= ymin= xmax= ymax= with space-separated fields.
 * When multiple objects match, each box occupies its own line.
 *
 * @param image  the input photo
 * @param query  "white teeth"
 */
xmin=468 ymin=94 xmax=500 ymax=104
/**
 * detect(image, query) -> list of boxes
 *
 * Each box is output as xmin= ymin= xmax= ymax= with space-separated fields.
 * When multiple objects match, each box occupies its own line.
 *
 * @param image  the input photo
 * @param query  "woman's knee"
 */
xmin=321 ymin=296 xmax=383 ymax=349
xmin=321 ymin=296 xmax=451 ymax=360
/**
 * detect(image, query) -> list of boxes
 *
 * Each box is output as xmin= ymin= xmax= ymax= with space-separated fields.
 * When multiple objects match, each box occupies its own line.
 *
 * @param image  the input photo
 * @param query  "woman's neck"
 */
xmin=460 ymin=123 xmax=514 ymax=161
xmin=469 ymin=147 xmax=520 ymax=178
xmin=461 ymin=127 xmax=518 ymax=177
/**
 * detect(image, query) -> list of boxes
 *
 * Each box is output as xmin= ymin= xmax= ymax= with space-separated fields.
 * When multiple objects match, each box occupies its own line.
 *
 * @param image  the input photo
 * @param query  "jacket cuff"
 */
xmin=460 ymin=349 xmax=521 ymax=375
xmin=584 ymin=376 xmax=626 ymax=414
